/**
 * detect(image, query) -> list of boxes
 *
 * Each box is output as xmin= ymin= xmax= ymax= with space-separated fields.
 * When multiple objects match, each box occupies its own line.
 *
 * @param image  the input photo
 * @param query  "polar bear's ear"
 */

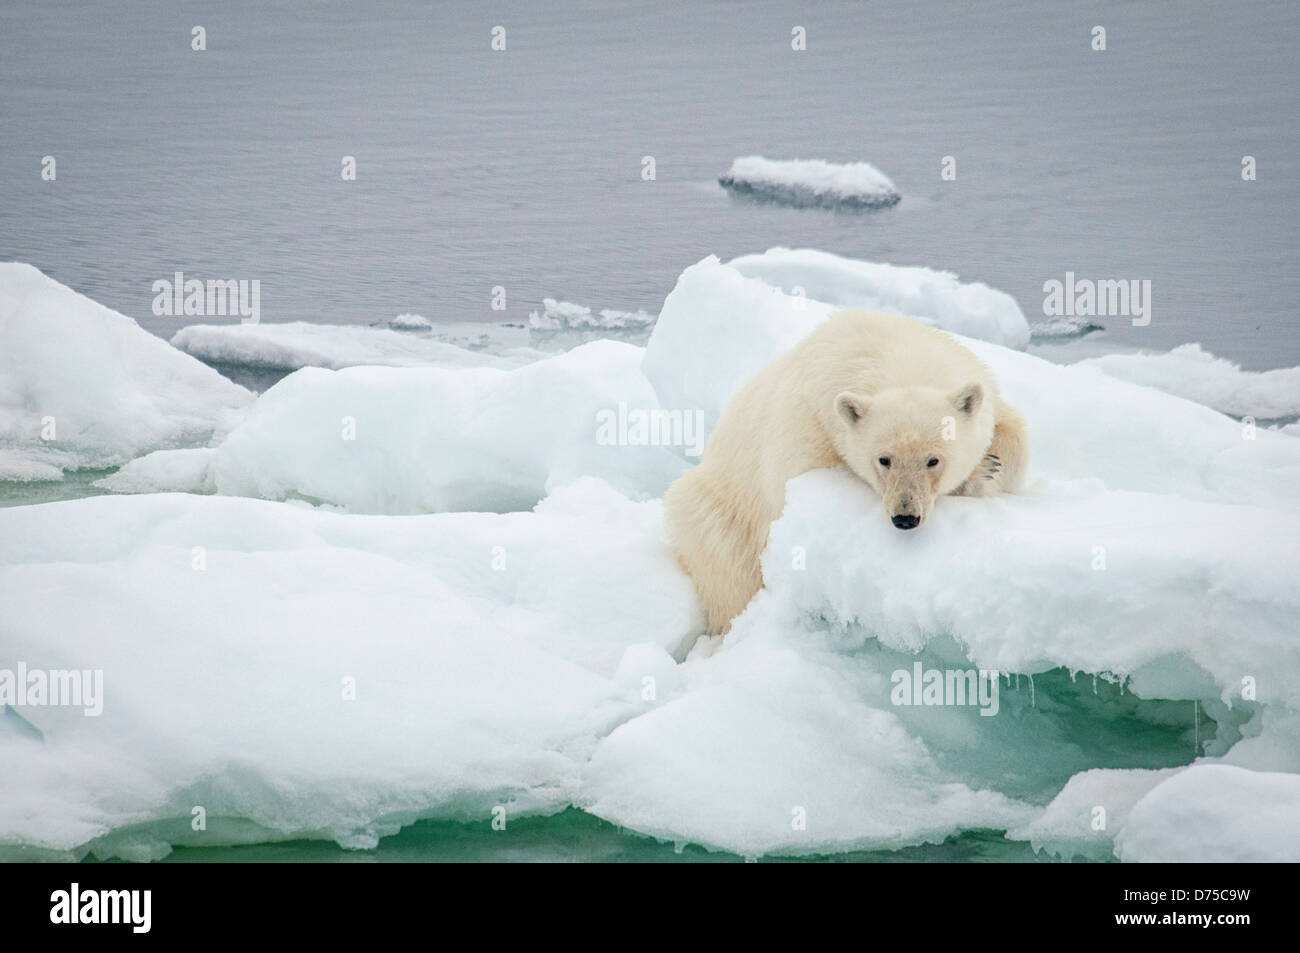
xmin=835 ymin=391 xmax=871 ymax=425
xmin=951 ymin=383 xmax=983 ymax=415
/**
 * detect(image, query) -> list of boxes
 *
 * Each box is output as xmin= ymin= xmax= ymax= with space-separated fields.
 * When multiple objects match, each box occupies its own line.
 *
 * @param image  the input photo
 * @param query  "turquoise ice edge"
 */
xmin=118 ymin=811 xmax=1051 ymax=863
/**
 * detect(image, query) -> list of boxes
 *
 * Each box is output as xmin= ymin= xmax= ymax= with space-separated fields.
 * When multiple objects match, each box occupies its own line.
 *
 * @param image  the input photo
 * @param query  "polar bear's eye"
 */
xmin=927 ymin=457 xmax=940 ymax=468
xmin=878 ymin=457 xmax=891 ymax=468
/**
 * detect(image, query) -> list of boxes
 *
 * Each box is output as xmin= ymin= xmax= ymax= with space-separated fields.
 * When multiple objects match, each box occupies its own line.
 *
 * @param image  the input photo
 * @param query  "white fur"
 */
xmin=664 ymin=309 xmax=1028 ymax=634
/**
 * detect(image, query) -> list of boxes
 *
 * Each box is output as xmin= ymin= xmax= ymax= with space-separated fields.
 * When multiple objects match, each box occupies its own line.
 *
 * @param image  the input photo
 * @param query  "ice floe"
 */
xmin=0 ymin=264 xmax=253 ymax=479
xmin=719 ymin=156 xmax=901 ymax=210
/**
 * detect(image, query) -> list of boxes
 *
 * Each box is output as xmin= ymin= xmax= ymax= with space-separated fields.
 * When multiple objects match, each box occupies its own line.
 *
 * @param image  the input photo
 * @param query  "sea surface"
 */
xmin=3 ymin=0 xmax=1298 ymax=368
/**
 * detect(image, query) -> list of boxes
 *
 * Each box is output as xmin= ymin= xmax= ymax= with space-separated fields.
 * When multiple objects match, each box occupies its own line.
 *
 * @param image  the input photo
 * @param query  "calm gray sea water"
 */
xmin=3 ymin=0 xmax=1298 ymax=368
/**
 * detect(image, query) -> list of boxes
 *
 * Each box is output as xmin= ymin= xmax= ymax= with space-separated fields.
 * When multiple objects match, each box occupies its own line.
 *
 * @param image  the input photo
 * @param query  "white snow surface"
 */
xmin=1011 ymin=759 xmax=1300 ymax=862
xmin=0 ymin=481 xmax=698 ymax=858
xmin=93 ymin=448 xmax=217 ymax=495
xmin=389 ymin=312 xmax=433 ymax=331
xmin=1078 ymin=343 xmax=1300 ymax=419
xmin=171 ymin=320 xmax=544 ymax=373
xmin=728 ymin=248 xmax=1031 ymax=349
xmin=208 ymin=340 xmax=688 ymax=513
xmin=719 ymin=156 xmax=901 ymax=209
xmin=0 ymin=264 xmax=253 ymax=478
xmin=3 ymin=255 xmax=1300 ymax=861
xmin=1116 ymin=765 xmax=1300 ymax=862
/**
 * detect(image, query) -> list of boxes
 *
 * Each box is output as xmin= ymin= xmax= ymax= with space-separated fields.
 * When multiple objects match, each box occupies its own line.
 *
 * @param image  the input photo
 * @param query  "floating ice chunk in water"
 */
xmin=0 ymin=263 xmax=253 ymax=477
xmin=1078 ymin=343 xmax=1300 ymax=420
xmin=528 ymin=299 xmax=658 ymax=347
xmin=529 ymin=299 xmax=590 ymax=331
xmin=388 ymin=312 xmax=433 ymax=331
xmin=728 ymin=247 xmax=1030 ymax=349
xmin=718 ymin=156 xmax=901 ymax=210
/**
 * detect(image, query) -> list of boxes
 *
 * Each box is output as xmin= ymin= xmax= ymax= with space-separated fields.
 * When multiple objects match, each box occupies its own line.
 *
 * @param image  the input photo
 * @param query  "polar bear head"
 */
xmin=834 ymin=383 xmax=989 ymax=530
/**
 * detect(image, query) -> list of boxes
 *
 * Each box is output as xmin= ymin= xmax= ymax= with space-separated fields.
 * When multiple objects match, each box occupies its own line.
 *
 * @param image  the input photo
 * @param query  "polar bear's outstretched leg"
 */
xmin=952 ymin=399 xmax=1028 ymax=497
xmin=664 ymin=465 xmax=767 ymax=635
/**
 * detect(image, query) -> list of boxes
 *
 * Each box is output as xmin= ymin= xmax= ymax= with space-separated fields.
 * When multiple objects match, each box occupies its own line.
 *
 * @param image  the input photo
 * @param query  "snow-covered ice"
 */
xmin=0 ymin=263 xmax=253 ymax=479
xmin=719 ymin=156 xmax=901 ymax=210
xmin=207 ymin=340 xmax=688 ymax=513
xmin=388 ymin=312 xmax=433 ymax=331
xmin=728 ymin=247 xmax=1031 ymax=349
xmin=528 ymin=298 xmax=656 ymax=333
xmin=93 ymin=448 xmax=218 ymax=495
xmin=1078 ymin=343 xmax=1300 ymax=420
xmin=3 ymin=252 xmax=1299 ymax=862
xmin=0 ymin=481 xmax=699 ymax=859
xmin=1115 ymin=765 xmax=1300 ymax=862
xmin=1009 ymin=762 xmax=1300 ymax=863
xmin=171 ymin=320 xmax=545 ymax=374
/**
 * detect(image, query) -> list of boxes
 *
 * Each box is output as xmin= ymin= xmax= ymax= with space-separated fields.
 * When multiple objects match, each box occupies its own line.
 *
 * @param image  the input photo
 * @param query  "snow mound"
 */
xmin=582 ymin=610 xmax=1033 ymax=856
xmin=1010 ymin=759 xmax=1300 ymax=862
xmin=210 ymin=340 xmax=688 ymax=513
xmin=765 ymin=467 xmax=1300 ymax=701
xmin=719 ymin=156 xmax=900 ymax=210
xmin=94 ymin=448 xmax=217 ymax=495
xmin=0 ymin=481 xmax=700 ymax=858
xmin=1078 ymin=343 xmax=1300 ymax=420
xmin=0 ymin=263 xmax=253 ymax=477
xmin=1007 ymin=768 xmax=1180 ymax=861
xmin=728 ymin=247 xmax=1030 ymax=349
xmin=642 ymin=257 xmax=832 ymax=437
xmin=1116 ymin=765 xmax=1300 ymax=862
xmin=171 ymin=321 xmax=543 ymax=373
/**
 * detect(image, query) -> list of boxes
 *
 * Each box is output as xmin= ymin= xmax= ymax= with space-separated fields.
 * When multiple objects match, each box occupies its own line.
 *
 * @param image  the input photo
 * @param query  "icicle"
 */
xmin=1092 ymin=674 xmax=1098 ymax=695
xmin=1193 ymin=701 xmax=1199 ymax=753
xmin=1028 ymin=673 xmax=1036 ymax=707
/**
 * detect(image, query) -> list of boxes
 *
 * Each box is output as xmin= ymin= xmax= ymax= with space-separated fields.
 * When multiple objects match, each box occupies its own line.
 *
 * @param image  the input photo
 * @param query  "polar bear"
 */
xmin=664 ymin=309 xmax=1028 ymax=634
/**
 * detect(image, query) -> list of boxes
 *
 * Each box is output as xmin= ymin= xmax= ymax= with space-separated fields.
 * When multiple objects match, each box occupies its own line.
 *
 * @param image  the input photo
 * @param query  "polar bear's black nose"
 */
xmin=892 ymin=514 xmax=920 ymax=530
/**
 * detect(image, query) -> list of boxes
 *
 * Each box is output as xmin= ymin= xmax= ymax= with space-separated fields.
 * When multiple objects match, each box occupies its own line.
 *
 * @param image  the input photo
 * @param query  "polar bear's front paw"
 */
xmin=954 ymin=453 xmax=1002 ymax=497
